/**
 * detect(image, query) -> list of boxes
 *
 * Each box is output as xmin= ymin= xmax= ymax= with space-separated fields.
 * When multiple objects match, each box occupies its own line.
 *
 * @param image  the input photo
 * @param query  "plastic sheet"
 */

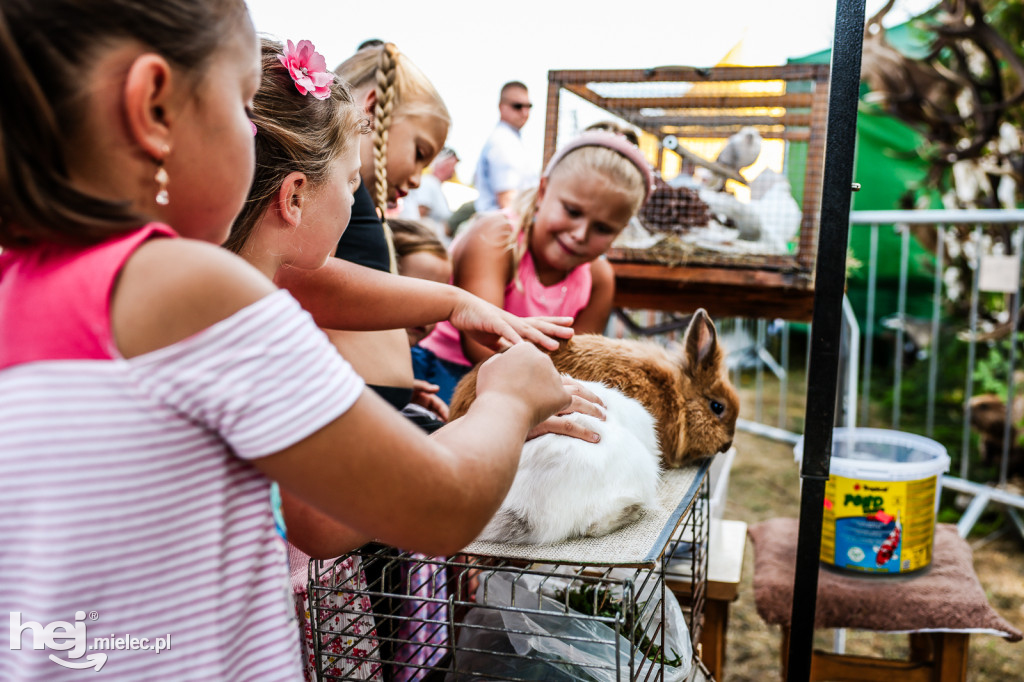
xmin=446 ymin=569 xmax=691 ymax=681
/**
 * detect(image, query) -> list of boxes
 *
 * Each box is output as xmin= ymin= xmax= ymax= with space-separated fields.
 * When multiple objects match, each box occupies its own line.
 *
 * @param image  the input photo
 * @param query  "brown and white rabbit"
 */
xmin=474 ymin=379 xmax=662 ymax=544
xmin=450 ymin=309 xmax=739 ymax=545
xmin=450 ymin=308 xmax=739 ymax=468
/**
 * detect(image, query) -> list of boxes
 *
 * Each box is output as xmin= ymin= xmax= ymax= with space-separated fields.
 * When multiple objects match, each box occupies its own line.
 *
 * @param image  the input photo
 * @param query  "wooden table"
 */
xmin=665 ymin=518 xmax=748 ymax=681
xmin=609 ymin=258 xmax=815 ymax=321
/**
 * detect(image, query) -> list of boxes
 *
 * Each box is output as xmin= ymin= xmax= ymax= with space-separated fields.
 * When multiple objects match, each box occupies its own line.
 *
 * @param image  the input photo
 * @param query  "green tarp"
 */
xmin=789 ymin=16 xmax=947 ymax=329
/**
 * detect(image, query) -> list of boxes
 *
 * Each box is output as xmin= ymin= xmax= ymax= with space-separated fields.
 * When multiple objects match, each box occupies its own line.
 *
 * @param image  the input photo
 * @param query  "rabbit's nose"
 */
xmin=718 ymin=441 xmax=733 ymax=453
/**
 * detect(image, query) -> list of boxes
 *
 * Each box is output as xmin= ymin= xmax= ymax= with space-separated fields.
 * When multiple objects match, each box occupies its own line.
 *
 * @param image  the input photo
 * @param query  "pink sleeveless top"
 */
xmin=0 ymin=224 xmax=177 ymax=369
xmin=419 ymin=247 xmax=592 ymax=367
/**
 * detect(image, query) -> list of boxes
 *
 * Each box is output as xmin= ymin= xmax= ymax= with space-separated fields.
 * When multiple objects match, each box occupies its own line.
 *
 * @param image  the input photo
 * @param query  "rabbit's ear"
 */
xmin=684 ymin=308 xmax=719 ymax=369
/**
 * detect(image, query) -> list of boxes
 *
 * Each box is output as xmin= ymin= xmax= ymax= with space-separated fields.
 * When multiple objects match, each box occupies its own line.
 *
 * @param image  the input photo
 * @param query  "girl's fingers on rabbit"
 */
xmin=449 ymin=293 xmax=523 ymax=350
xmin=411 ymin=379 xmax=449 ymax=420
xmin=412 ymin=379 xmax=439 ymax=395
xmin=560 ymin=376 xmax=605 ymax=412
xmin=424 ymin=395 xmax=449 ymax=421
xmin=460 ymin=324 xmax=514 ymax=352
xmin=526 ymin=415 xmax=601 ymax=443
xmin=514 ymin=316 xmax=575 ymax=350
xmin=556 ymin=393 xmax=606 ymax=421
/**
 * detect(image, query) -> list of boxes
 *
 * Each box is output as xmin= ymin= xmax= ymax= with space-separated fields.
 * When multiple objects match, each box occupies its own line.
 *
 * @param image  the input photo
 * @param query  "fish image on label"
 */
xmin=876 ymin=512 xmax=902 ymax=565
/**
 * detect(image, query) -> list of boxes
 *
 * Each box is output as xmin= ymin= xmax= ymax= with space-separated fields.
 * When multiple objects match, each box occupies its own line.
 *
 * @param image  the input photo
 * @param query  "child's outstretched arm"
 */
xmin=276 ymin=258 xmax=572 ymax=352
xmin=280 ymin=489 xmax=369 ymax=559
xmin=257 ymin=342 xmax=570 ymax=555
xmin=566 ymin=256 xmax=617 ymax=335
xmin=115 ymin=240 xmax=571 ymax=557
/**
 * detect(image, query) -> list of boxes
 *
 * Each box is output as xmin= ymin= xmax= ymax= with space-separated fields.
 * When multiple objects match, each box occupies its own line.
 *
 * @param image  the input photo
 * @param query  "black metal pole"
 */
xmin=786 ymin=1 xmax=866 ymax=680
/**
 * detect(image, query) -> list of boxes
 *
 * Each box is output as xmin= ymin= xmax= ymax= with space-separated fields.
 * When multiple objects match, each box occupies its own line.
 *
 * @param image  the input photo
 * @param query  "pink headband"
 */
xmin=542 ymin=130 xmax=655 ymax=202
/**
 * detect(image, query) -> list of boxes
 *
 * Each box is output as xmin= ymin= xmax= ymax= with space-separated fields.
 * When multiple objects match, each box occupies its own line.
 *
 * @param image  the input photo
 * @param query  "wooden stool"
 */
xmin=780 ymin=627 xmax=968 ymax=681
xmin=748 ymin=519 xmax=1022 ymax=682
xmin=665 ymin=518 xmax=747 ymax=681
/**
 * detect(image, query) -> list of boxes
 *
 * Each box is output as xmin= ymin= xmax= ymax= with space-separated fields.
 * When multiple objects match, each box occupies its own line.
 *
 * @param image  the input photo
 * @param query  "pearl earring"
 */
xmin=154 ymin=145 xmax=171 ymax=206
xmin=154 ymin=166 xmax=169 ymax=206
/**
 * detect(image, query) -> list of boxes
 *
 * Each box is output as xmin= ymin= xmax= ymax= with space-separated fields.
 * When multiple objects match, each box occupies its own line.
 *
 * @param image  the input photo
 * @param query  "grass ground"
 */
xmin=720 ymin=428 xmax=1024 ymax=681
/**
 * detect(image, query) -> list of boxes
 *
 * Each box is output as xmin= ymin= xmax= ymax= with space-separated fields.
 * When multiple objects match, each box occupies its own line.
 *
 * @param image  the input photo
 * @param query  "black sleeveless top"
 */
xmin=333 ymin=180 xmax=431 ymax=419
xmin=335 ymin=181 xmax=390 ymax=273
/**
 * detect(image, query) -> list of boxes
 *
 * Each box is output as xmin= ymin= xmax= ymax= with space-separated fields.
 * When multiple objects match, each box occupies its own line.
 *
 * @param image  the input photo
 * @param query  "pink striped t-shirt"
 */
xmin=0 ymin=225 xmax=364 ymax=680
xmin=419 ymin=247 xmax=592 ymax=367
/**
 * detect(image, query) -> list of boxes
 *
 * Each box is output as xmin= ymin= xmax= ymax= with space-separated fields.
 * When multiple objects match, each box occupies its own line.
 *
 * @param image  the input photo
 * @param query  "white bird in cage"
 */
xmin=707 ymin=126 xmax=763 ymax=191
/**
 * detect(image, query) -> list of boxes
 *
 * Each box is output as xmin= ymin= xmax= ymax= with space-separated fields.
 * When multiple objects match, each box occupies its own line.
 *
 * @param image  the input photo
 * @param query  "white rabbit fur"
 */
xmin=475 ymin=380 xmax=662 ymax=545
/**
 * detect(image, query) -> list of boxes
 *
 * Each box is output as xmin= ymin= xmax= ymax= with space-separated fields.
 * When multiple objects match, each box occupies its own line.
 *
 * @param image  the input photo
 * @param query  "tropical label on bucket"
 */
xmin=820 ymin=475 xmax=938 ymax=573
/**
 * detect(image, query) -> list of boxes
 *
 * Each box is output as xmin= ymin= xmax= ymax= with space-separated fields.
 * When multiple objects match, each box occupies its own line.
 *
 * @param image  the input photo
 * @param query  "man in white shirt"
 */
xmin=473 ymin=81 xmax=537 ymax=212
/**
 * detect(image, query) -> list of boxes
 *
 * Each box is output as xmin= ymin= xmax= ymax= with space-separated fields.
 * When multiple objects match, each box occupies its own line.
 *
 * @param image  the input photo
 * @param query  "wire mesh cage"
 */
xmin=544 ymin=65 xmax=831 ymax=322
xmin=307 ymin=470 xmax=711 ymax=681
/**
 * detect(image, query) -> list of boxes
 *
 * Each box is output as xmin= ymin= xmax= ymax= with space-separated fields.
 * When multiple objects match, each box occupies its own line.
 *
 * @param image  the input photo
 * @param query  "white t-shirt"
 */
xmin=473 ymin=121 xmax=537 ymax=212
xmin=407 ymin=174 xmax=452 ymax=225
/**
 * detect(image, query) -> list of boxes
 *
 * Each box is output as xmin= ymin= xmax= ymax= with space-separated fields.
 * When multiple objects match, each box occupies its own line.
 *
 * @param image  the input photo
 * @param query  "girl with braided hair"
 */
xmin=323 ymin=41 xmax=450 ymax=419
xmin=277 ymin=42 xmax=493 ymax=421
xmin=277 ymin=43 xmax=606 ymax=444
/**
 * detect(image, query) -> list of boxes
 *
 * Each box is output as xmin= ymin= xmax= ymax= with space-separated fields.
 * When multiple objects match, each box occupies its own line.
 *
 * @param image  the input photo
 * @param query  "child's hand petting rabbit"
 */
xmin=447 ymin=288 xmax=575 ymax=353
xmin=450 ymin=309 xmax=740 ymax=546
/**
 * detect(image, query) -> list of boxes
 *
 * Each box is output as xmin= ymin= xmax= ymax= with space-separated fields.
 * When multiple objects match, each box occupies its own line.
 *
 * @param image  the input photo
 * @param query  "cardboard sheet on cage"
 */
xmin=461 ymin=459 xmax=710 ymax=568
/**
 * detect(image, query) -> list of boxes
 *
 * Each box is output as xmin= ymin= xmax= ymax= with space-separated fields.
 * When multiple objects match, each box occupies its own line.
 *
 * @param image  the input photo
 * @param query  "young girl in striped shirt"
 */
xmin=0 ymin=3 xmax=575 ymax=679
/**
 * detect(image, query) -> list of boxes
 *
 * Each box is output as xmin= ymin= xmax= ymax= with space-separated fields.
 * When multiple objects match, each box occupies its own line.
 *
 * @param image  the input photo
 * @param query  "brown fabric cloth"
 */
xmin=749 ymin=517 xmax=1022 ymax=640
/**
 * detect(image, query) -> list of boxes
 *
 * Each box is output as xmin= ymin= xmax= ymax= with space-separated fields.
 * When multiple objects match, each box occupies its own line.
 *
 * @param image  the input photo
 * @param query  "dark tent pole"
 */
xmin=786 ymin=0 xmax=866 ymax=680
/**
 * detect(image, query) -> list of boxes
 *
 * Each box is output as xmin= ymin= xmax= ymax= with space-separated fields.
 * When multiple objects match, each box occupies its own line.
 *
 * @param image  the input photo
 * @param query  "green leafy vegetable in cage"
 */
xmin=555 ymin=583 xmax=683 ymax=667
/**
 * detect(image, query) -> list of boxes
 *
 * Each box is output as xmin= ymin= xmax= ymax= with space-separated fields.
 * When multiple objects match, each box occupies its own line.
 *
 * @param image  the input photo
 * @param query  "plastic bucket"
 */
xmin=794 ymin=427 xmax=951 ymax=575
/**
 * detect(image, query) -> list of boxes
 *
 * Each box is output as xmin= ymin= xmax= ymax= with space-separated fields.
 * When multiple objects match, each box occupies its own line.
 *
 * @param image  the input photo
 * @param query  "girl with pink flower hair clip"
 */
xmin=275 ymin=41 xmax=600 ymax=431
xmin=225 ymin=38 xmax=610 ymax=681
xmin=224 ymin=36 xmax=605 ymax=681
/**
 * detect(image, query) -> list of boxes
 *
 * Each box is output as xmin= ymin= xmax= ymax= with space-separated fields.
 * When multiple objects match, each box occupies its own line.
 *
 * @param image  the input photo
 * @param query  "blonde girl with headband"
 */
xmin=0 ymin=2 xmax=576 ymax=678
xmin=417 ymin=131 xmax=654 ymax=404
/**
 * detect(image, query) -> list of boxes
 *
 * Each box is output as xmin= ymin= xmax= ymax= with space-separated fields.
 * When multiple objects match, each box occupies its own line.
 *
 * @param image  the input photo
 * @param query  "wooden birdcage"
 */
xmin=544 ymin=64 xmax=831 ymax=321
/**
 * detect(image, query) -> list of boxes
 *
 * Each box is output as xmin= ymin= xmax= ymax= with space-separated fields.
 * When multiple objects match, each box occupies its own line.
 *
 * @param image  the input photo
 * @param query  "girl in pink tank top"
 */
xmin=417 ymin=131 xmax=654 ymax=403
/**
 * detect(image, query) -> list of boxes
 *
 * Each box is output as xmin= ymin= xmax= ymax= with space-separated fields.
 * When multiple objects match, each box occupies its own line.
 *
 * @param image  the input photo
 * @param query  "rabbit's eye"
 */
xmin=710 ymin=400 xmax=725 ymax=415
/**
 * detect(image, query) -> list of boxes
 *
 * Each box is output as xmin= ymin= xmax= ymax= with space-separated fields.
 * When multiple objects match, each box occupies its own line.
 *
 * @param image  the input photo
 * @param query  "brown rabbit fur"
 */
xmin=448 ymin=309 xmax=739 ymax=468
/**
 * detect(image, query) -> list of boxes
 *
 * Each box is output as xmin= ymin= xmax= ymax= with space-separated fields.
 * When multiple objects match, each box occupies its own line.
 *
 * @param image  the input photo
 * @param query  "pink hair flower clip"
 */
xmin=278 ymin=39 xmax=335 ymax=100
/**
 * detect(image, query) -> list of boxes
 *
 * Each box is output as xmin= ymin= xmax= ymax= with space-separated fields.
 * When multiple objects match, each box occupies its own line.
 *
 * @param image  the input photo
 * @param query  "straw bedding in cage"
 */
xmin=609 ymin=236 xmax=783 ymax=269
xmin=461 ymin=462 xmax=706 ymax=567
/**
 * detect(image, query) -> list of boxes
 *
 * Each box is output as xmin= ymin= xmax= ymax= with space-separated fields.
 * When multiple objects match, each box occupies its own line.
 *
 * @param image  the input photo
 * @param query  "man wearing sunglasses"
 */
xmin=473 ymin=81 xmax=538 ymax=212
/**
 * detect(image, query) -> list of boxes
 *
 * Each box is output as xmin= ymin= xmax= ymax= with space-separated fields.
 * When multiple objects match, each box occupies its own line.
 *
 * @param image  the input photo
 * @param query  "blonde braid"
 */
xmin=373 ymin=44 xmax=399 ymax=273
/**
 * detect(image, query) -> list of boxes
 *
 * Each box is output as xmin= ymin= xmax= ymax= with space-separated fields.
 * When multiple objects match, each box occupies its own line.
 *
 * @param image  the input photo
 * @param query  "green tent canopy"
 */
xmin=788 ymin=14 xmax=946 ymax=331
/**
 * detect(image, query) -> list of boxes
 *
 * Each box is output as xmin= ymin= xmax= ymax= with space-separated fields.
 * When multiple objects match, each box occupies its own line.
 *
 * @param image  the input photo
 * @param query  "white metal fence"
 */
xmin=846 ymin=209 xmax=1024 ymax=538
xmin=612 ymin=209 xmax=1024 ymax=538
